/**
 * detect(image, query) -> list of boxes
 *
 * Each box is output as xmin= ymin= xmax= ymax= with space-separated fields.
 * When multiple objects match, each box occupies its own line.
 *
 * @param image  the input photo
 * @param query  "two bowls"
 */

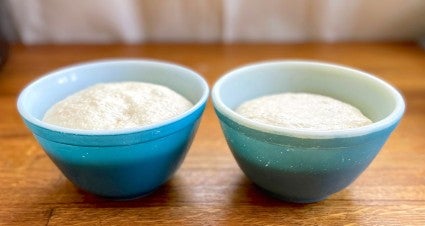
xmin=17 ymin=60 xmax=405 ymax=202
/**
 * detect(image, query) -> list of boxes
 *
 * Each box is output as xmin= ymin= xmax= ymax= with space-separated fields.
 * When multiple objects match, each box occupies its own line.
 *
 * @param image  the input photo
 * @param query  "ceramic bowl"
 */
xmin=212 ymin=61 xmax=405 ymax=203
xmin=18 ymin=59 xmax=209 ymax=199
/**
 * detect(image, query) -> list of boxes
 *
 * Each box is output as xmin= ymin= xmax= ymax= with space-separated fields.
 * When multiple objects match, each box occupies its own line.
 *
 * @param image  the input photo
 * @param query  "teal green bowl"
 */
xmin=212 ymin=61 xmax=405 ymax=203
xmin=17 ymin=59 xmax=209 ymax=199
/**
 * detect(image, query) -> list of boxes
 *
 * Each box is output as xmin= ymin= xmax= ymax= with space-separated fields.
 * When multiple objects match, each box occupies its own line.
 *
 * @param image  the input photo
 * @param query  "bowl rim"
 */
xmin=212 ymin=60 xmax=405 ymax=139
xmin=17 ymin=58 xmax=210 ymax=136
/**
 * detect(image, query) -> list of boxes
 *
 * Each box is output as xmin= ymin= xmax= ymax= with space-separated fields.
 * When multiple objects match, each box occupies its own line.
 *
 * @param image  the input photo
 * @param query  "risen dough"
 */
xmin=236 ymin=93 xmax=372 ymax=130
xmin=43 ymin=82 xmax=193 ymax=130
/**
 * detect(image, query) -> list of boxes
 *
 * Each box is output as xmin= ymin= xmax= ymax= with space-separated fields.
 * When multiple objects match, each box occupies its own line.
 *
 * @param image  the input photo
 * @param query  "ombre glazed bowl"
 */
xmin=17 ymin=59 xmax=209 ymax=199
xmin=212 ymin=61 xmax=405 ymax=203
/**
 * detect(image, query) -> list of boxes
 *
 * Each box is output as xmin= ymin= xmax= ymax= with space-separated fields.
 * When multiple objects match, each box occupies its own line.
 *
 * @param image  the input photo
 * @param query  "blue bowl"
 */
xmin=17 ymin=59 xmax=209 ymax=199
xmin=212 ymin=61 xmax=405 ymax=203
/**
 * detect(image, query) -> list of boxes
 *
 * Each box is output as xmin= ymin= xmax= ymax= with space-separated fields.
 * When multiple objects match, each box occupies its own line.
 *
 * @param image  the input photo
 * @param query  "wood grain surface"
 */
xmin=0 ymin=43 xmax=424 ymax=225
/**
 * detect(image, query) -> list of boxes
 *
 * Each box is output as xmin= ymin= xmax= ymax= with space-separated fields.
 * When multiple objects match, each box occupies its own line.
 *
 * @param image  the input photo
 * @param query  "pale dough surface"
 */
xmin=236 ymin=93 xmax=372 ymax=130
xmin=43 ymin=82 xmax=193 ymax=130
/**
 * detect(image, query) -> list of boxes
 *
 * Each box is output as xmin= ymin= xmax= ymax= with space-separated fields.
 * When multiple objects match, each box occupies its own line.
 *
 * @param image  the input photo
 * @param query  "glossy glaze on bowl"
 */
xmin=18 ymin=59 xmax=209 ymax=198
xmin=212 ymin=61 xmax=405 ymax=203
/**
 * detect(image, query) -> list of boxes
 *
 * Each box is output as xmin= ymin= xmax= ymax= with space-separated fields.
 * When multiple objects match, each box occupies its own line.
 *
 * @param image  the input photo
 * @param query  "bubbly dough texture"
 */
xmin=236 ymin=93 xmax=372 ymax=130
xmin=43 ymin=82 xmax=193 ymax=130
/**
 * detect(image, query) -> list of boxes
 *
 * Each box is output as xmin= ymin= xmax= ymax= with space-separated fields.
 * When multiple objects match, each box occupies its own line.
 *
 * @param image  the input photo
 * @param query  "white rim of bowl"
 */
xmin=17 ymin=59 xmax=210 ymax=136
xmin=212 ymin=60 xmax=405 ymax=139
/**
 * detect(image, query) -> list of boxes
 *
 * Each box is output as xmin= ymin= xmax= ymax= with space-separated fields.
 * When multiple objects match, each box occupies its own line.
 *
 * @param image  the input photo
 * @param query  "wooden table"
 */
xmin=0 ymin=43 xmax=424 ymax=225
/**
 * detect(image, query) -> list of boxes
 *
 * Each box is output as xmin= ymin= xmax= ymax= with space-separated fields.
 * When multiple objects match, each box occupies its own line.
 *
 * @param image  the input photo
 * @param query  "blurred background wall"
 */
xmin=1 ymin=0 xmax=425 ymax=44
